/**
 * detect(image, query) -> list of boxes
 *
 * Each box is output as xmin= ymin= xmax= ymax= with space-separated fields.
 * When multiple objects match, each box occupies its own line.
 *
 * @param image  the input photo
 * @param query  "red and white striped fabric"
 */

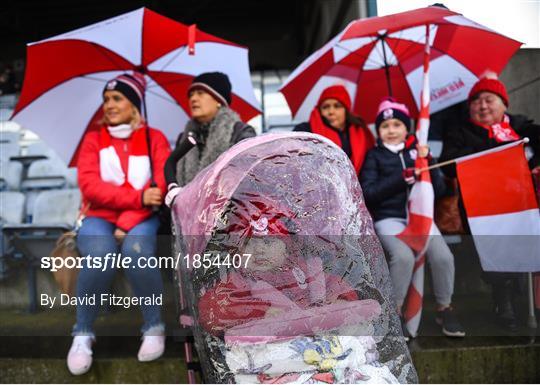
xmin=280 ymin=6 xmax=521 ymax=124
xmin=99 ymin=127 xmax=150 ymax=191
xmin=396 ymin=25 xmax=435 ymax=338
xmin=11 ymin=7 xmax=260 ymax=166
xmin=456 ymin=140 xmax=540 ymax=272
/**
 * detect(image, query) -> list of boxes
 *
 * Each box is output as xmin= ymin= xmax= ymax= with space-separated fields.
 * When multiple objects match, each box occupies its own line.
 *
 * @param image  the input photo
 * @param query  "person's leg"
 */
xmin=121 ymin=215 xmax=165 ymax=362
xmin=74 ymin=217 xmax=119 ymax=336
xmin=69 ymin=216 xmax=118 ymax=375
xmin=425 ymin=234 xmax=454 ymax=309
xmin=374 ymin=219 xmax=415 ymax=310
xmin=121 ymin=215 xmax=164 ymax=334
xmin=483 ymin=271 xmax=519 ymax=331
xmin=425 ymin=229 xmax=464 ymax=337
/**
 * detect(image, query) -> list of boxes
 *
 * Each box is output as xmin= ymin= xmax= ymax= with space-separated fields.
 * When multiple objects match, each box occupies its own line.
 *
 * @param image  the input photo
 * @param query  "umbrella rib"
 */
xmin=144 ymin=87 xmax=183 ymax=106
xmin=143 ymin=46 xmax=189 ymax=91
xmin=388 ymin=24 xmax=438 ymax=64
xmin=395 ymin=55 xmax=421 ymax=114
xmin=155 ymin=45 xmax=188 ymax=74
xmin=89 ymin=42 xmax=132 ymax=72
xmin=81 ymin=74 xmax=121 ymax=83
xmin=334 ymin=39 xmax=381 ymax=70
xmin=146 ymin=74 xmax=192 ymax=90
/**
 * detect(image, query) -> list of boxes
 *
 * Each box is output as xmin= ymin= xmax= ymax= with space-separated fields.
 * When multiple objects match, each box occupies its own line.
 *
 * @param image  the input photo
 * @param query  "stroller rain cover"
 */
xmin=172 ymin=132 xmax=417 ymax=384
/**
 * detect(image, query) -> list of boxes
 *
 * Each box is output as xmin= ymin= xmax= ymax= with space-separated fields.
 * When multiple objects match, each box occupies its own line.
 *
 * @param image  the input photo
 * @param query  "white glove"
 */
xmin=165 ymin=183 xmax=183 ymax=208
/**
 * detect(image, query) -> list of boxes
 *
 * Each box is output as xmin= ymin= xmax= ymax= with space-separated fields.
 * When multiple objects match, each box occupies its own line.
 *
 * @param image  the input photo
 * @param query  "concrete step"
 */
xmin=412 ymin=341 xmax=540 ymax=383
xmin=1 ymin=340 xmax=538 ymax=383
xmin=0 ymin=357 xmax=189 ymax=383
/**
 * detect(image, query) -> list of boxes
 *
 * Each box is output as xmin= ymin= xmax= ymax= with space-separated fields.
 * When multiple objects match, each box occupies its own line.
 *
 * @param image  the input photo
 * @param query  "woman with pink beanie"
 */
xmin=360 ymin=97 xmax=465 ymax=339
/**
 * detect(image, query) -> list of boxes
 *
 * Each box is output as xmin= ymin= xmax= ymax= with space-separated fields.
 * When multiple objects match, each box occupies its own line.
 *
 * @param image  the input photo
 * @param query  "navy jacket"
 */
xmin=360 ymin=136 xmax=447 ymax=222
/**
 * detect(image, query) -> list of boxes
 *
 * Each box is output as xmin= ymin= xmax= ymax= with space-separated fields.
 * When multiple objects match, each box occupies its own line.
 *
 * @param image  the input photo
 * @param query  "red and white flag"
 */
xmin=456 ymin=140 xmax=540 ymax=272
xmin=397 ymin=25 xmax=435 ymax=337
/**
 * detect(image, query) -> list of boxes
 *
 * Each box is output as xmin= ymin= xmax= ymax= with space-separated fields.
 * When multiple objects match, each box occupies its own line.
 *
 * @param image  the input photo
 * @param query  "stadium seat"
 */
xmin=0 ymin=140 xmax=20 ymax=162
xmin=0 ymin=161 xmax=23 ymax=190
xmin=32 ymin=189 xmax=81 ymax=225
xmin=25 ymin=141 xmax=55 ymax=158
xmin=2 ymin=189 xmax=81 ymax=311
xmin=0 ymin=120 xmax=22 ymax=133
xmin=0 ymin=191 xmax=25 ymax=281
xmin=21 ymin=158 xmax=67 ymax=189
xmin=0 ymin=130 xmax=21 ymax=143
xmin=20 ymin=159 xmax=68 ymax=218
xmin=0 ymin=191 xmax=26 ymax=224
xmin=65 ymin=167 xmax=78 ymax=188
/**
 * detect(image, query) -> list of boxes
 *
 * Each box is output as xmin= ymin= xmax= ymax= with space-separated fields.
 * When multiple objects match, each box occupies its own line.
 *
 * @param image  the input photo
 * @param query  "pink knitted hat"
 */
xmin=375 ymin=97 xmax=411 ymax=131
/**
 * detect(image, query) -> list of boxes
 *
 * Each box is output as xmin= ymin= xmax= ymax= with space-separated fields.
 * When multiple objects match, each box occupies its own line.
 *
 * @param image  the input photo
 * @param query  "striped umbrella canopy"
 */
xmin=11 ymin=7 xmax=260 ymax=166
xmin=280 ymin=6 xmax=522 ymax=124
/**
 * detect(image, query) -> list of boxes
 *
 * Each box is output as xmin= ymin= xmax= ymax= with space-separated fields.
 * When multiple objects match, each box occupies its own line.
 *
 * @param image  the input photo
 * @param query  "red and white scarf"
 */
xmin=99 ymin=126 xmax=151 ymax=190
xmin=473 ymin=114 xmax=520 ymax=143
xmin=309 ymin=108 xmax=373 ymax=174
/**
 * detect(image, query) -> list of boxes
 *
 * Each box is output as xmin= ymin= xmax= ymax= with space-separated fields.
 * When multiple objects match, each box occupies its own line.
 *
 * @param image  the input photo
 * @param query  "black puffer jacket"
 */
xmin=439 ymin=114 xmax=540 ymax=178
xmin=360 ymin=136 xmax=447 ymax=222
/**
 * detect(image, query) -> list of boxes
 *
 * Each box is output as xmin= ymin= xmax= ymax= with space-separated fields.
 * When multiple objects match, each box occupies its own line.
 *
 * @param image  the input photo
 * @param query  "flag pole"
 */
xmin=527 ymin=272 xmax=538 ymax=329
xmin=416 ymin=138 xmax=530 ymax=173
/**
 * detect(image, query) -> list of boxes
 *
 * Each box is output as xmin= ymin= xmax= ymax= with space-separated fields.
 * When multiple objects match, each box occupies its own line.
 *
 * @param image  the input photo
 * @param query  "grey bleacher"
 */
xmin=0 ymin=191 xmax=26 ymax=280
xmin=0 ymin=95 xmax=83 ymax=289
xmin=0 ymin=130 xmax=21 ymax=143
xmin=0 ymin=161 xmax=23 ymax=190
xmin=0 ymin=126 xmax=22 ymax=163
xmin=32 ymin=189 xmax=81 ymax=226
xmin=21 ymin=158 xmax=67 ymax=190
xmin=0 ymin=140 xmax=20 ymax=162
xmin=2 ymin=189 xmax=80 ymax=311
xmin=25 ymin=141 xmax=59 ymax=159
xmin=0 ymin=120 xmax=80 ymax=221
xmin=0 ymin=191 xmax=25 ymax=224
xmin=21 ymin=158 xmax=68 ymax=219
xmin=65 ymin=167 xmax=78 ymax=188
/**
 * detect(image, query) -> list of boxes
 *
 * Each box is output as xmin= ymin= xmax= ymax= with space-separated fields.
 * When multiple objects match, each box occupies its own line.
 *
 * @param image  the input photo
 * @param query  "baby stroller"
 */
xmin=171 ymin=132 xmax=417 ymax=383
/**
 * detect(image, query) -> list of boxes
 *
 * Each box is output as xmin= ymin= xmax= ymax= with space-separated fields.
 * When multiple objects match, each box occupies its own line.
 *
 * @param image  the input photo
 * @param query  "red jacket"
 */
xmin=77 ymin=126 xmax=171 ymax=231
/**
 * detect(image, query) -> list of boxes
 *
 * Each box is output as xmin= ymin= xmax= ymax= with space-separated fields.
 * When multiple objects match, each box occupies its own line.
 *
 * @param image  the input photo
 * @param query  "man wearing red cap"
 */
xmin=294 ymin=85 xmax=375 ymax=175
xmin=439 ymin=76 xmax=540 ymax=332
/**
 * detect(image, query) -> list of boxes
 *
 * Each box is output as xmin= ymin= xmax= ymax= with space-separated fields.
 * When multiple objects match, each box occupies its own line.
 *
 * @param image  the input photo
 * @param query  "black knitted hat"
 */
xmin=188 ymin=72 xmax=232 ymax=106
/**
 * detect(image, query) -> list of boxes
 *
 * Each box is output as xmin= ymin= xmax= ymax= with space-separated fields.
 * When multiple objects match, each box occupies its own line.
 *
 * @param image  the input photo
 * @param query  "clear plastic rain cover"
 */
xmin=172 ymin=132 xmax=417 ymax=384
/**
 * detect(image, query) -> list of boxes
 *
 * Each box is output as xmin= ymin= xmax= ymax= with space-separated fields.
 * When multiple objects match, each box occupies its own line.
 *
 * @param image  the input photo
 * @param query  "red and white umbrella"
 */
xmin=280 ymin=6 xmax=521 ymax=124
xmin=11 ymin=7 xmax=260 ymax=166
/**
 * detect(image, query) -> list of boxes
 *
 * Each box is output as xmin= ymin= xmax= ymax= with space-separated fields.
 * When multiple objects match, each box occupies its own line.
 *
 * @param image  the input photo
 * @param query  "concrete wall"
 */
xmin=500 ymin=48 xmax=540 ymax=123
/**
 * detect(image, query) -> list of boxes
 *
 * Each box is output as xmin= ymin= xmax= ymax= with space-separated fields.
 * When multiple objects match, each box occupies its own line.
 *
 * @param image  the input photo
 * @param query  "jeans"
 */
xmin=73 ymin=215 xmax=163 ymax=336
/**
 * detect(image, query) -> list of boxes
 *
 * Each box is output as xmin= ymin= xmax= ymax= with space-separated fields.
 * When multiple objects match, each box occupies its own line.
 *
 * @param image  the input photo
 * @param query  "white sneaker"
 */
xmin=67 ymin=335 xmax=94 ymax=375
xmin=137 ymin=334 xmax=166 ymax=362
